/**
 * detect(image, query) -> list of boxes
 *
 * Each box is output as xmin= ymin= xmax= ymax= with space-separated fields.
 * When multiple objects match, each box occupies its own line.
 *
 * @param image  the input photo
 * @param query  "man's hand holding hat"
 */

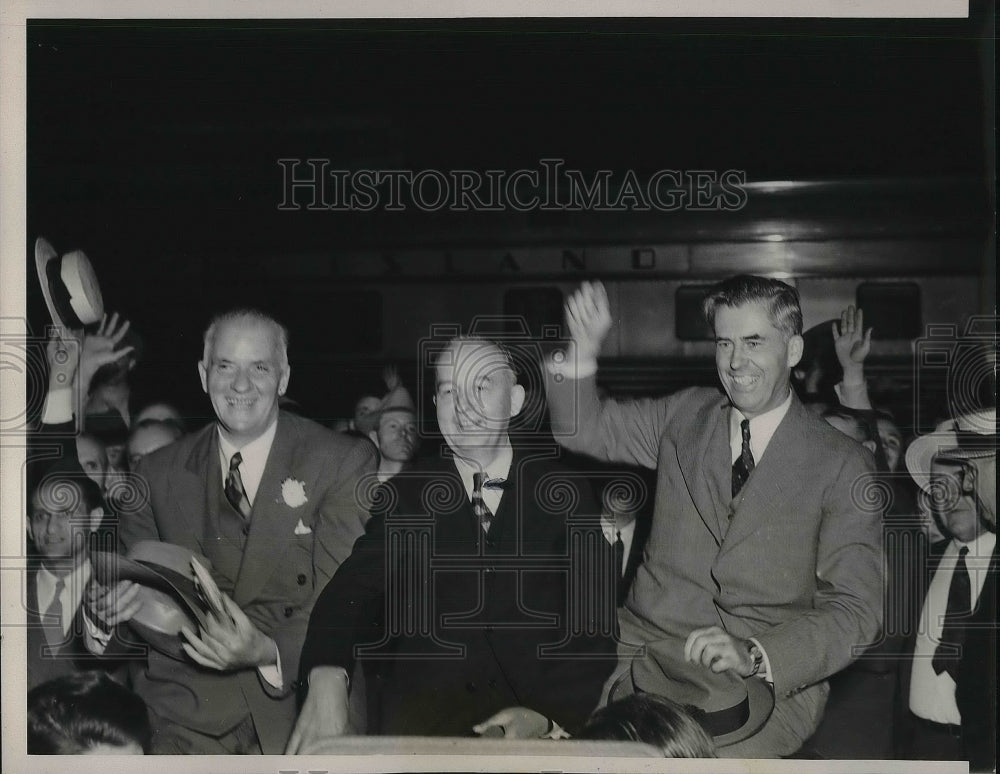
xmin=685 ymin=626 xmax=758 ymax=678
xmin=180 ymin=593 xmax=278 ymax=672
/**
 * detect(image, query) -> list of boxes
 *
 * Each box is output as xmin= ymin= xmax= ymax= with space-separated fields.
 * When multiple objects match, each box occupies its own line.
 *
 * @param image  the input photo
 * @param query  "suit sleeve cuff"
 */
xmin=258 ymin=642 xmax=283 ymax=688
xmin=41 ymin=387 xmax=74 ymax=425
xmin=749 ymin=637 xmax=773 ymax=684
xmin=545 ymin=353 xmax=598 ymax=380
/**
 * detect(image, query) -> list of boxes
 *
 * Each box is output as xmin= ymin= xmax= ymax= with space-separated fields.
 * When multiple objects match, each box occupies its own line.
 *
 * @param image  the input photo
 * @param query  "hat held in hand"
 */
xmin=614 ymin=635 xmax=775 ymax=748
xmin=91 ymin=541 xmax=216 ymax=660
xmin=34 ymin=236 xmax=104 ymax=328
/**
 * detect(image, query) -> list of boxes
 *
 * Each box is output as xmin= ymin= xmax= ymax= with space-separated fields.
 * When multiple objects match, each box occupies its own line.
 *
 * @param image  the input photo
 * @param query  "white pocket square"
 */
xmin=294 ymin=519 xmax=313 ymax=536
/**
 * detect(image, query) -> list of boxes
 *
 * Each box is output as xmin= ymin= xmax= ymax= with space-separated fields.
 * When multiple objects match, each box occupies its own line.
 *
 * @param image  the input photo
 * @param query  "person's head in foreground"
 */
xmin=28 ymin=671 xmax=151 ymax=754
xmin=702 ymin=275 xmax=804 ymax=420
xmin=433 ymin=337 xmax=525 ymax=463
xmin=577 ymin=693 xmax=717 ymax=758
xmin=126 ymin=419 xmax=184 ymax=470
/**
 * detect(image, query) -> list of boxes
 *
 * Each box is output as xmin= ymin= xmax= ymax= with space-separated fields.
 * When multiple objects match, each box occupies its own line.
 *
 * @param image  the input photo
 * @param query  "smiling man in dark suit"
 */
xmin=544 ymin=277 xmax=883 ymax=758
xmin=287 ymin=336 xmax=616 ymax=751
xmin=90 ymin=309 xmax=375 ymax=753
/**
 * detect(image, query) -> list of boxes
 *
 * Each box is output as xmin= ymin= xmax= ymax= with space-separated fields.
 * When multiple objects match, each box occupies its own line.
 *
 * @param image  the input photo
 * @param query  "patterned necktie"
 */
xmin=932 ymin=546 xmax=971 ymax=680
xmin=43 ymin=576 xmax=65 ymax=648
xmin=472 ymin=472 xmax=494 ymax=533
xmin=225 ymin=451 xmax=253 ymax=522
xmin=731 ymin=419 xmax=755 ymax=499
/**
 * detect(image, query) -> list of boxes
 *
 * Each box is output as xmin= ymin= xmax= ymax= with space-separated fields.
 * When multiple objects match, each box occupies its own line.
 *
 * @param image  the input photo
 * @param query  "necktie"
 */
xmin=225 ymin=452 xmax=253 ymax=522
xmin=472 ymin=472 xmax=493 ymax=533
xmin=732 ymin=419 xmax=755 ymax=499
xmin=614 ymin=530 xmax=626 ymax=578
xmin=932 ymin=546 xmax=971 ymax=680
xmin=43 ymin=576 xmax=66 ymax=648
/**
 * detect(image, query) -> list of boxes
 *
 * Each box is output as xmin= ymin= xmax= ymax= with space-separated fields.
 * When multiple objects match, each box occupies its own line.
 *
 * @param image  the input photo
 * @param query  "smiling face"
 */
xmin=28 ymin=480 xmax=101 ymax=563
xmin=930 ymin=458 xmax=985 ymax=543
xmin=198 ymin=318 xmax=290 ymax=447
xmin=713 ymin=302 xmax=803 ymax=419
xmin=434 ymin=340 xmax=525 ymax=461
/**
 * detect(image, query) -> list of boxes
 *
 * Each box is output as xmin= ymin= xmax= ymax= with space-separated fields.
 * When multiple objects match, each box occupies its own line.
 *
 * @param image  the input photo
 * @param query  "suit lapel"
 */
xmin=183 ymin=424 xmax=221 ymax=556
xmin=675 ymin=398 xmax=729 ymax=545
xmin=721 ymin=395 xmax=807 ymax=552
xmin=234 ymin=414 xmax=300 ymax=606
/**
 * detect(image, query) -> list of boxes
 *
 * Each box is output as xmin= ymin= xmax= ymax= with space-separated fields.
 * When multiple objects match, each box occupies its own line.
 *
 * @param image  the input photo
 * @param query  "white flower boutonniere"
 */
xmin=281 ymin=478 xmax=309 ymax=508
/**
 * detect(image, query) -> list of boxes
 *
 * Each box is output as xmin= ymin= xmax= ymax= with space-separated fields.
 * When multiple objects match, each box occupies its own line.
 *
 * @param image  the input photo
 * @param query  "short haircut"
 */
xmin=33 ymin=463 xmax=104 ymax=513
xmin=577 ymin=693 xmax=717 ymax=758
xmin=28 ymin=671 xmax=152 ymax=754
xmin=202 ymin=308 xmax=289 ymax=367
xmin=702 ymin=275 xmax=803 ymax=339
xmin=434 ymin=336 xmax=520 ymax=385
xmin=128 ymin=418 xmax=185 ymax=445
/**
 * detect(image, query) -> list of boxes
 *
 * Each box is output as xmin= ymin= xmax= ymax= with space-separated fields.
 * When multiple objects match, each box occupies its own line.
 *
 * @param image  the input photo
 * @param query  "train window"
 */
xmin=856 ymin=282 xmax=922 ymax=339
xmin=675 ymin=285 xmax=715 ymax=341
xmin=503 ymin=287 xmax=565 ymax=337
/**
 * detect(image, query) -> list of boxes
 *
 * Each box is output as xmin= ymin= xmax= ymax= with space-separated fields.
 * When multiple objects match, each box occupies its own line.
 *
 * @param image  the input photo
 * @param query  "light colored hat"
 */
xmin=34 ymin=237 xmax=104 ymax=328
xmin=91 ymin=541 xmax=215 ymax=661
xmin=358 ymin=384 xmax=417 ymax=435
xmin=905 ymin=408 xmax=997 ymax=493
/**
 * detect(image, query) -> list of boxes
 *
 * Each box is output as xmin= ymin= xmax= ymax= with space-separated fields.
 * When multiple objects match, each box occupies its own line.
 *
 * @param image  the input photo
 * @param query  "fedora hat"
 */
xmin=91 ymin=541 xmax=214 ymax=660
xmin=905 ymin=408 xmax=998 ymax=493
xmin=615 ymin=636 xmax=775 ymax=748
xmin=359 ymin=383 xmax=417 ymax=436
xmin=34 ymin=237 xmax=104 ymax=329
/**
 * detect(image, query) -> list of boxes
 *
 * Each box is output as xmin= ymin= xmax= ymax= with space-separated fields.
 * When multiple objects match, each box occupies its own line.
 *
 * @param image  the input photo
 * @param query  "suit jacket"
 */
xmin=300 ymin=448 xmax=618 ymax=736
xmin=117 ymin=410 xmax=376 ymax=753
xmin=897 ymin=539 xmax=997 ymax=772
xmin=546 ymin=378 xmax=883 ymax=701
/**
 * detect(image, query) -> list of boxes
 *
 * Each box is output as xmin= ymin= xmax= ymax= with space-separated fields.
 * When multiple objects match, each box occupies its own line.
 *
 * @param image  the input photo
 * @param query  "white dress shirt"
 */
xmin=909 ymin=530 xmax=997 ymax=724
xmin=217 ymin=419 xmax=279 ymax=506
xmin=728 ymin=390 xmax=793 ymax=465
xmin=600 ymin=516 xmax=636 ymax=577
xmin=36 ymin=560 xmax=91 ymax=636
xmin=216 ymin=419 xmax=283 ymax=686
xmin=453 ymin=442 xmax=514 ymax=530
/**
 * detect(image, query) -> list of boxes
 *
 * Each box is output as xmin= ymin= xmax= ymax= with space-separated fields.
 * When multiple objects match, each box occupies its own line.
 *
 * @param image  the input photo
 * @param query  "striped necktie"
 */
xmin=225 ymin=451 xmax=253 ymax=522
xmin=731 ymin=419 xmax=755 ymax=499
xmin=472 ymin=472 xmax=493 ymax=533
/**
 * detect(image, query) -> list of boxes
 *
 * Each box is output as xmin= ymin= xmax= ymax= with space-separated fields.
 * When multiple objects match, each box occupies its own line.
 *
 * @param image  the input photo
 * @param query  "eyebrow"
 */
xmin=715 ymin=334 xmax=766 ymax=342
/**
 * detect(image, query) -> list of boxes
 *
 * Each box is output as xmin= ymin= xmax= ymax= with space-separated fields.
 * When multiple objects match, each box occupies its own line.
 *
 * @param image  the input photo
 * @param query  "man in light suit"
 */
xmin=91 ymin=309 xmax=376 ymax=753
xmin=545 ymin=277 xmax=883 ymax=758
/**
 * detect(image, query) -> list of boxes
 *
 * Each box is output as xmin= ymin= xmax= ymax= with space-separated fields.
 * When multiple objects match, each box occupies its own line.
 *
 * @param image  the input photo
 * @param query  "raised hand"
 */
xmin=382 ymin=363 xmax=401 ymax=392
xmin=832 ymin=305 xmax=872 ymax=382
xmin=565 ymin=281 xmax=613 ymax=363
xmin=76 ymin=312 xmax=135 ymax=397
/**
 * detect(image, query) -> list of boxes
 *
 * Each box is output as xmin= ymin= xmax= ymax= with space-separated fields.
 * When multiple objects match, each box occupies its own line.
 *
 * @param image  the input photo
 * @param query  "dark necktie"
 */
xmin=43 ymin=576 xmax=65 ymax=648
xmin=932 ymin=546 xmax=971 ymax=680
xmin=472 ymin=472 xmax=494 ymax=533
xmin=614 ymin=530 xmax=626 ymax=578
xmin=225 ymin=451 xmax=253 ymax=522
xmin=731 ymin=419 xmax=755 ymax=498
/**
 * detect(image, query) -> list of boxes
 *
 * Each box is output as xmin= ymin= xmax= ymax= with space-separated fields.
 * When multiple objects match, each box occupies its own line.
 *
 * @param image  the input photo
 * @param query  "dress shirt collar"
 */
xmin=452 ymin=440 xmax=514 ymax=498
xmin=37 ymin=559 xmax=91 ymax=633
xmin=217 ymin=416 xmax=279 ymax=504
xmin=729 ymin=389 xmax=793 ymax=463
xmin=950 ymin=529 xmax=997 ymax=562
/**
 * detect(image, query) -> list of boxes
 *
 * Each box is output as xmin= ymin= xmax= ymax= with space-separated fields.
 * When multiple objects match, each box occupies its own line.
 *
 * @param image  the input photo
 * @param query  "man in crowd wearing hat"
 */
xmin=286 ymin=337 xmax=617 ymax=751
xmin=897 ymin=408 xmax=996 ymax=772
xmin=366 ymin=376 xmax=420 ymax=483
xmin=88 ymin=308 xmax=376 ymax=754
xmin=544 ymin=277 xmax=883 ymax=757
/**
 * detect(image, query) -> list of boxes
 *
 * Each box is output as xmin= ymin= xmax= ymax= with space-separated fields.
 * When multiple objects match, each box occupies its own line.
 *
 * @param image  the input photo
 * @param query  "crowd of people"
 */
xmin=23 ymin=272 xmax=996 ymax=768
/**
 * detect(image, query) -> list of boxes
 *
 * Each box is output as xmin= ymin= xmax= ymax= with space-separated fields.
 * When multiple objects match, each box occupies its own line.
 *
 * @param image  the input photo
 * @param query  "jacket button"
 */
xmin=297 ymin=574 xmax=307 ymax=586
xmin=484 ymin=625 xmax=494 ymax=634
xmin=485 ymin=567 xmax=494 ymax=574
xmin=284 ymin=606 xmax=294 ymax=618
xmin=488 ymin=679 xmax=498 ymax=689
xmin=486 ymin=539 xmax=496 ymax=548
xmin=465 ymin=682 xmax=477 ymax=692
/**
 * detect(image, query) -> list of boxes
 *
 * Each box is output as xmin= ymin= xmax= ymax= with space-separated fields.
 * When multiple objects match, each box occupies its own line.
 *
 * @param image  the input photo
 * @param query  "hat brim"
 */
xmin=34 ymin=237 xmax=63 ymax=330
xmin=713 ymin=677 xmax=775 ymax=748
xmin=905 ymin=430 xmax=960 ymax=493
xmin=91 ymin=549 xmax=210 ymax=659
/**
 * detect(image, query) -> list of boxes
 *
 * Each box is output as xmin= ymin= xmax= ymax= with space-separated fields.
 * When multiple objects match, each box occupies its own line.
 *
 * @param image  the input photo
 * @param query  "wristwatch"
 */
xmin=745 ymin=640 xmax=764 ymax=677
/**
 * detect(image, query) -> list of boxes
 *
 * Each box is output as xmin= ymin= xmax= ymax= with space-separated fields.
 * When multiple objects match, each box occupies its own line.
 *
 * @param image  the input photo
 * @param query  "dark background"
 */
xmin=25 ymin=11 xmax=995 ymax=423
